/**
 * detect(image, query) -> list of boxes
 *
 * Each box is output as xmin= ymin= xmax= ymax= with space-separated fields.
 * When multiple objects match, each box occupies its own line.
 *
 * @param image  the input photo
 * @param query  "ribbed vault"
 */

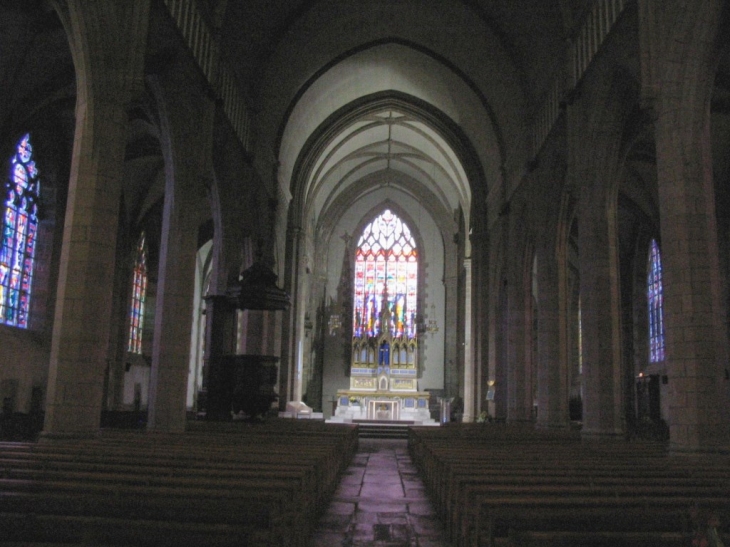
xmin=306 ymin=108 xmax=470 ymax=226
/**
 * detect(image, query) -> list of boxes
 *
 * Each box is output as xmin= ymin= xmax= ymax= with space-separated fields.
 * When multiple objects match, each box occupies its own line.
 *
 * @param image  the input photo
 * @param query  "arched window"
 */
xmin=0 ymin=134 xmax=40 ymax=328
xmin=647 ymin=238 xmax=665 ymax=362
xmin=353 ymin=209 xmax=417 ymax=339
xmin=128 ymin=233 xmax=148 ymax=354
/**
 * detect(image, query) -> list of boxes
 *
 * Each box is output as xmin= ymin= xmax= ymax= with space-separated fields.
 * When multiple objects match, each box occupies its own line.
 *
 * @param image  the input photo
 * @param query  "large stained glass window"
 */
xmin=128 ymin=233 xmax=148 ymax=354
xmin=0 ymin=134 xmax=40 ymax=328
xmin=353 ymin=209 xmax=417 ymax=339
xmin=647 ymin=238 xmax=665 ymax=362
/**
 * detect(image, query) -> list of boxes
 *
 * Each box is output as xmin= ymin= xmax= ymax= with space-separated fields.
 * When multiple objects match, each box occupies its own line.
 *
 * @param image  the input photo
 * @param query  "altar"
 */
xmin=328 ymin=389 xmax=434 ymax=423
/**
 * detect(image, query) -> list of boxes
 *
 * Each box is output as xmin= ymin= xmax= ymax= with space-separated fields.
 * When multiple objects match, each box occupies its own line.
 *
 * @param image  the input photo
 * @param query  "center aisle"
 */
xmin=311 ymin=438 xmax=451 ymax=547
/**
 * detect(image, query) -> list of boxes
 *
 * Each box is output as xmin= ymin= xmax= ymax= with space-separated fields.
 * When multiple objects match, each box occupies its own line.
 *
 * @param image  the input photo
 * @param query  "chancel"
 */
xmin=328 ymin=210 xmax=436 ymax=425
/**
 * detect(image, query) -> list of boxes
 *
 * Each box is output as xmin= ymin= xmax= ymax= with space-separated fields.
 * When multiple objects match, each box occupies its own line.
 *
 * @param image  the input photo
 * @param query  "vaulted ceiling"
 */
xmin=207 ymin=0 xmax=594 ymax=240
xmin=218 ymin=0 xmax=592 ymax=106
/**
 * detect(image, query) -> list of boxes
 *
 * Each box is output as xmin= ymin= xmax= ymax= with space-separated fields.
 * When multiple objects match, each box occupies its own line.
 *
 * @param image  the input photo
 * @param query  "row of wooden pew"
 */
xmin=408 ymin=424 xmax=730 ymax=546
xmin=0 ymin=419 xmax=358 ymax=546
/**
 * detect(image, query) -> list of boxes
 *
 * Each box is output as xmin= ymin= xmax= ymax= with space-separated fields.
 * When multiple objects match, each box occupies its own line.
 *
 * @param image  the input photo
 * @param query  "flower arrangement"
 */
xmin=476 ymin=410 xmax=492 ymax=423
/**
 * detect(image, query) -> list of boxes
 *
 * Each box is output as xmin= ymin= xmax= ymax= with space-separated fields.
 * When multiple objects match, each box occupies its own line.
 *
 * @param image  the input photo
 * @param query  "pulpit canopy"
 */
xmin=227 ymin=260 xmax=290 ymax=311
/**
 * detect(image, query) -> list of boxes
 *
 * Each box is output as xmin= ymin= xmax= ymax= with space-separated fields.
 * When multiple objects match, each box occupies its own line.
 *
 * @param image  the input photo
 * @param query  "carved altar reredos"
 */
xmin=330 ymin=291 xmax=435 ymax=424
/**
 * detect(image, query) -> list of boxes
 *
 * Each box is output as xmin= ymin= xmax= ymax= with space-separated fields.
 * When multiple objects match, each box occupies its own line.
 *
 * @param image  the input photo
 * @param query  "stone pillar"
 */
xmin=280 ymin=225 xmax=304 ymax=409
xmin=525 ymin=156 xmax=570 ymax=431
xmin=506 ymin=247 xmax=532 ymax=423
xmin=492 ymin=219 xmax=511 ymax=421
xmin=440 ymin=276 xmax=463 ymax=397
xmin=648 ymin=0 xmax=730 ymax=452
xmin=292 ymin=301 xmax=308 ymax=403
xmin=470 ymin=224 xmax=490 ymax=415
xmin=578 ymin=114 xmax=624 ymax=436
xmin=304 ymin=274 xmax=327 ymax=411
xmin=146 ymin=72 xmax=215 ymax=432
xmin=146 ymin=195 xmax=200 ymax=431
xmin=566 ymin=62 xmax=630 ymax=439
xmin=577 ymin=163 xmax=624 ymax=438
xmin=43 ymin=0 xmax=150 ymax=437
xmin=202 ymin=295 xmax=235 ymax=421
xmin=443 ymin=246 xmax=460 ymax=402
xmin=461 ymin=258 xmax=474 ymax=422
xmin=502 ymin=202 xmax=532 ymax=423
xmin=535 ymin=227 xmax=569 ymax=429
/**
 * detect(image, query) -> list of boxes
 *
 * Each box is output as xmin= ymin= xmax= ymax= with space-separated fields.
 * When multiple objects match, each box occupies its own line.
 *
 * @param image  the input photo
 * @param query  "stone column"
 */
xmin=526 ymin=157 xmax=570 ymax=431
xmin=648 ymin=0 xmax=730 ymax=453
xmin=535 ymin=224 xmax=569 ymax=429
xmin=506 ymin=259 xmax=532 ymax=422
xmin=293 ymin=288 xmax=309 ymax=403
xmin=303 ymin=273 xmax=327 ymax=411
xmin=280 ymin=225 xmax=304 ymax=409
xmin=577 ymin=154 xmax=624 ymax=438
xmin=440 ymin=272 xmax=463 ymax=397
xmin=461 ymin=258 xmax=474 ymax=422
xmin=470 ymin=223 xmax=490 ymax=415
xmin=201 ymin=295 xmax=235 ymax=421
xmin=146 ymin=71 xmax=215 ymax=432
xmin=443 ymin=244 xmax=460 ymax=403
xmin=43 ymin=0 xmax=150 ymax=437
xmin=566 ymin=61 xmax=630 ymax=439
xmin=504 ymin=203 xmax=532 ymax=423
xmin=492 ymin=219 xmax=511 ymax=421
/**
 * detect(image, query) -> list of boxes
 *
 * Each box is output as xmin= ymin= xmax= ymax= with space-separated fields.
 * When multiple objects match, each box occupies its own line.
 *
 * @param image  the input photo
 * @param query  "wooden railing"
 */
xmin=572 ymin=0 xmax=628 ymax=87
xmin=530 ymin=0 xmax=629 ymax=158
xmin=530 ymin=78 xmax=562 ymax=161
xmin=161 ymin=0 xmax=252 ymax=153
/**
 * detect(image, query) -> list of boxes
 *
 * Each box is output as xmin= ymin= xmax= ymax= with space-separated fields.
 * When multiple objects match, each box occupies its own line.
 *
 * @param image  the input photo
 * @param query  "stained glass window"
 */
xmin=647 ymin=239 xmax=665 ymax=362
xmin=353 ymin=209 xmax=417 ymax=339
xmin=0 ymin=134 xmax=40 ymax=328
xmin=128 ymin=233 xmax=147 ymax=354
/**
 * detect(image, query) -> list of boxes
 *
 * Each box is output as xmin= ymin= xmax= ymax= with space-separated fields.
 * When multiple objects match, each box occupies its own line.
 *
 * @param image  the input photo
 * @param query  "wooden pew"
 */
xmin=0 ymin=420 xmax=358 ymax=546
xmin=408 ymin=425 xmax=730 ymax=547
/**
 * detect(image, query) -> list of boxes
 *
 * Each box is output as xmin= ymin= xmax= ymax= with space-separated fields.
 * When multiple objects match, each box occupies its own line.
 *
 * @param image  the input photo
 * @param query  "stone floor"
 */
xmin=310 ymin=438 xmax=451 ymax=547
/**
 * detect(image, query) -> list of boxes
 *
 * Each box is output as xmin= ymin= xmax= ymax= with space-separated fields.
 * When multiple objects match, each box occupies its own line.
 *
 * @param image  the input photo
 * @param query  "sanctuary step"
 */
xmin=355 ymin=421 xmax=414 ymax=439
xmin=353 ymin=419 xmax=415 ymax=424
